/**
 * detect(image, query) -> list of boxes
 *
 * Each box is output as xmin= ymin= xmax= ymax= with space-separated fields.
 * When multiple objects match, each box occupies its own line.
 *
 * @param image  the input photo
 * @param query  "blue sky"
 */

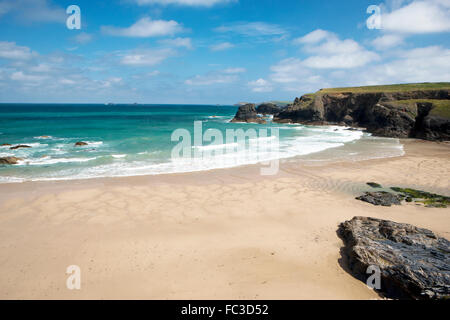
xmin=0 ymin=0 xmax=449 ymax=104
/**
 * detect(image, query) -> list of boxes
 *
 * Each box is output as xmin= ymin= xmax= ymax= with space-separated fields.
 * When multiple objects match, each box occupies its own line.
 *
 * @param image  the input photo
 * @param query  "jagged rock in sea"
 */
xmin=270 ymin=84 xmax=450 ymax=141
xmin=1 ymin=144 xmax=11 ymax=146
xmin=74 ymin=141 xmax=88 ymax=147
xmin=338 ymin=217 xmax=450 ymax=300
xmin=256 ymin=103 xmax=282 ymax=115
xmin=356 ymin=192 xmax=402 ymax=206
xmin=10 ymin=145 xmax=31 ymax=150
xmin=231 ymin=104 xmax=266 ymax=124
xmin=0 ymin=157 xmax=22 ymax=165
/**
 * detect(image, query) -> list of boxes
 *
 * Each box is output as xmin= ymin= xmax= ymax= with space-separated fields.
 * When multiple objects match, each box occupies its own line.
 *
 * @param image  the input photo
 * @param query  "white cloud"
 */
xmin=215 ymin=22 xmax=286 ymax=37
xmin=120 ymin=49 xmax=174 ymax=66
xmin=381 ymin=0 xmax=450 ymax=34
xmin=293 ymin=29 xmax=331 ymax=45
xmin=0 ymin=42 xmax=35 ymax=60
xmin=362 ymin=46 xmax=450 ymax=84
xmin=210 ymin=42 xmax=234 ymax=51
xmin=10 ymin=71 xmax=47 ymax=82
xmin=29 ymin=63 xmax=52 ymax=73
xmin=159 ymin=37 xmax=193 ymax=49
xmin=101 ymin=77 xmax=123 ymax=88
xmin=270 ymin=58 xmax=326 ymax=93
xmin=0 ymin=0 xmax=65 ymax=23
xmin=269 ymin=43 xmax=450 ymax=94
xmin=102 ymin=17 xmax=183 ymax=38
xmin=134 ymin=0 xmax=235 ymax=7
xmin=248 ymin=78 xmax=273 ymax=93
xmin=293 ymin=30 xmax=379 ymax=69
xmin=74 ymin=33 xmax=94 ymax=44
xmin=59 ymin=78 xmax=76 ymax=85
xmin=371 ymin=34 xmax=404 ymax=50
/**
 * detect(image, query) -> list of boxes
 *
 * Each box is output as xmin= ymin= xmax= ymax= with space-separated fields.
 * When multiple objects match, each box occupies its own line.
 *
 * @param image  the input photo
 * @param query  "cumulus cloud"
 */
xmin=269 ymin=43 xmax=450 ymax=94
xmin=120 ymin=48 xmax=175 ymax=66
xmin=0 ymin=41 xmax=36 ymax=60
xmin=293 ymin=29 xmax=330 ymax=45
xmin=210 ymin=42 xmax=234 ymax=51
xmin=293 ymin=30 xmax=379 ymax=69
xmin=248 ymin=78 xmax=273 ymax=93
xmin=102 ymin=17 xmax=183 ymax=38
xmin=361 ymin=46 xmax=450 ymax=84
xmin=371 ymin=34 xmax=404 ymax=50
xmin=134 ymin=0 xmax=236 ymax=7
xmin=381 ymin=0 xmax=450 ymax=34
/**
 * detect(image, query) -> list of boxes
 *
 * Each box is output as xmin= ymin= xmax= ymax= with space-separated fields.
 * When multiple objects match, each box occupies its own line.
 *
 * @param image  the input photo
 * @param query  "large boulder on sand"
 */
xmin=338 ymin=216 xmax=450 ymax=300
xmin=0 ymin=157 xmax=22 ymax=165
xmin=356 ymin=191 xmax=402 ymax=206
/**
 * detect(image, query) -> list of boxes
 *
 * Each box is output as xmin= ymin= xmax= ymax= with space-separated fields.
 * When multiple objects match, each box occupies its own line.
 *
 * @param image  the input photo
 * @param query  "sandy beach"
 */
xmin=0 ymin=139 xmax=449 ymax=300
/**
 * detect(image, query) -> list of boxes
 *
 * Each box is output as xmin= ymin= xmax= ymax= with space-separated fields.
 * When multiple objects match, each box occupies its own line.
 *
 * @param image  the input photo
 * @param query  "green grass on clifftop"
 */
xmin=317 ymin=82 xmax=450 ymax=94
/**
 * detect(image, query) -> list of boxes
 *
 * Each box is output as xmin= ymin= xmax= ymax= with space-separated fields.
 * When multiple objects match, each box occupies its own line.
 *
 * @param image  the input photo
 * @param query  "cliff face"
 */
xmin=256 ymin=103 xmax=282 ymax=115
xmin=273 ymin=90 xmax=450 ymax=140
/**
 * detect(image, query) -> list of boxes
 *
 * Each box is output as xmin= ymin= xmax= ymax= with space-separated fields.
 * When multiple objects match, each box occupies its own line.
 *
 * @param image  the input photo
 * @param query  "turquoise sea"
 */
xmin=0 ymin=104 xmax=404 ymax=183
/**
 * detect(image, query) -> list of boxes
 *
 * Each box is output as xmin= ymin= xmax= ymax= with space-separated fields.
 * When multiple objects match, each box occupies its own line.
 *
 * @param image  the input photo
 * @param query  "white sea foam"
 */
xmin=17 ymin=156 xmax=97 ymax=166
xmin=0 ymin=125 xmax=404 ymax=183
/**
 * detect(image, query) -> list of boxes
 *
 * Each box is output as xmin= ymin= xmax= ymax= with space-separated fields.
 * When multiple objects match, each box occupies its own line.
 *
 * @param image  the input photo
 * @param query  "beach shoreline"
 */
xmin=0 ymin=139 xmax=449 ymax=299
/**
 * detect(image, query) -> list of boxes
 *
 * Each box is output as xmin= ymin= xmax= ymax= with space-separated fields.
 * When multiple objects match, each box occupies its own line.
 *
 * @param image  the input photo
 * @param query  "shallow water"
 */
xmin=0 ymin=104 xmax=404 ymax=183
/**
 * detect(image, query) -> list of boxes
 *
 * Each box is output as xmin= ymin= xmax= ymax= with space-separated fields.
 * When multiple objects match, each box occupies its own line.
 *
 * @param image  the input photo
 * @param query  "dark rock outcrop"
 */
xmin=1 ymin=144 xmax=11 ymax=147
xmin=356 ymin=192 xmax=402 ymax=206
xmin=231 ymin=104 xmax=266 ymax=124
xmin=10 ymin=145 xmax=31 ymax=150
xmin=0 ymin=157 xmax=22 ymax=165
xmin=338 ymin=217 xmax=450 ymax=300
xmin=256 ymin=103 xmax=282 ymax=115
xmin=273 ymin=89 xmax=450 ymax=140
xmin=74 ymin=141 xmax=88 ymax=147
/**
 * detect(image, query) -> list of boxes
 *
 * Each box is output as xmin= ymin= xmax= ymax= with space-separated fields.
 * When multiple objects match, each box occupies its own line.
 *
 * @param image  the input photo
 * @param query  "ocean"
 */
xmin=0 ymin=104 xmax=404 ymax=183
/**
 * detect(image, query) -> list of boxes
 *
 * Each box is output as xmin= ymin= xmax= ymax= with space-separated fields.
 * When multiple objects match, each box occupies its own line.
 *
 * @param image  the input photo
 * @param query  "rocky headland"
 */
xmin=256 ymin=103 xmax=283 ymax=115
xmin=233 ymin=83 xmax=450 ymax=141
xmin=231 ymin=103 xmax=267 ymax=124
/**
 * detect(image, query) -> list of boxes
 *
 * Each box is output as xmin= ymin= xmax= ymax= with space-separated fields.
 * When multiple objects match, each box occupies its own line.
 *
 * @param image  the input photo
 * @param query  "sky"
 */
xmin=0 ymin=0 xmax=449 ymax=104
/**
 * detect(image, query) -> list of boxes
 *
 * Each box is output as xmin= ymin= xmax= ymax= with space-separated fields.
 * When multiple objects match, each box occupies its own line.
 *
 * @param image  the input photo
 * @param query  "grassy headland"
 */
xmin=317 ymin=82 xmax=450 ymax=94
